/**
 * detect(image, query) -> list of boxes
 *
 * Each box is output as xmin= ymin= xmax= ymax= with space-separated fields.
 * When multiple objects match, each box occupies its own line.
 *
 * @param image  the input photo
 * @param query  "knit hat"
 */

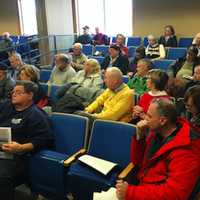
xmin=83 ymin=25 xmax=89 ymax=30
xmin=109 ymin=44 xmax=121 ymax=52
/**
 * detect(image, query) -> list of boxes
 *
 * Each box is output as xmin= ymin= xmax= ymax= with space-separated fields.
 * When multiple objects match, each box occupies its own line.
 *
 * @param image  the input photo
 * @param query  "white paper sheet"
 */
xmin=0 ymin=127 xmax=13 ymax=159
xmin=78 ymin=154 xmax=117 ymax=175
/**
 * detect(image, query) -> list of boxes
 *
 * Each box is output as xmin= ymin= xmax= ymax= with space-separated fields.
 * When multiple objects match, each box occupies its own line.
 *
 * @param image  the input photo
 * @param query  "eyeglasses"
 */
xmin=184 ymin=103 xmax=194 ymax=109
xmin=11 ymin=90 xmax=26 ymax=96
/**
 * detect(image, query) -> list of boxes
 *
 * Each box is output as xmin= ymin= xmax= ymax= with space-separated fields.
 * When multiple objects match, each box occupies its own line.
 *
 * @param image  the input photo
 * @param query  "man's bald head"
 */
xmin=104 ymin=67 xmax=123 ymax=90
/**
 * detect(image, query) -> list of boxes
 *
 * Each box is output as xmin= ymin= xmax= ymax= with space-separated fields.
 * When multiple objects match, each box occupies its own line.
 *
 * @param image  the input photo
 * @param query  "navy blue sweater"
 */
xmin=0 ymin=101 xmax=54 ymax=153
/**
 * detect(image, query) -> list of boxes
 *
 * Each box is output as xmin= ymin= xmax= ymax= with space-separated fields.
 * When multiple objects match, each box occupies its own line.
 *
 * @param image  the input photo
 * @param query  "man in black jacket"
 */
xmin=101 ymin=44 xmax=129 ymax=75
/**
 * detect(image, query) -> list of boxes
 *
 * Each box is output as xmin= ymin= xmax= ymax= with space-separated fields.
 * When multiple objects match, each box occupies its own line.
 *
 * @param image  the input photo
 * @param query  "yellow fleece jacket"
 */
xmin=85 ymin=84 xmax=134 ymax=122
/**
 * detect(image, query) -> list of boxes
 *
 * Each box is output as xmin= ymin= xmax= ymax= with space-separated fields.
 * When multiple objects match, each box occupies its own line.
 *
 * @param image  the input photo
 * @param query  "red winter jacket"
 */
xmin=126 ymin=118 xmax=200 ymax=200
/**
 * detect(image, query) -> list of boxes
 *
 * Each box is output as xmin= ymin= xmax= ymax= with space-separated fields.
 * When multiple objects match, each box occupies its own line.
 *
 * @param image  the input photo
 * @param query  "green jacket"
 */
xmin=127 ymin=75 xmax=148 ymax=95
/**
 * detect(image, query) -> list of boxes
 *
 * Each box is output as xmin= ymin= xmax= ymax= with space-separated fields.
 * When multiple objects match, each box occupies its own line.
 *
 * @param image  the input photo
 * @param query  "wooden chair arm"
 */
xmin=118 ymin=163 xmax=135 ymax=180
xmin=64 ymin=148 xmax=86 ymax=166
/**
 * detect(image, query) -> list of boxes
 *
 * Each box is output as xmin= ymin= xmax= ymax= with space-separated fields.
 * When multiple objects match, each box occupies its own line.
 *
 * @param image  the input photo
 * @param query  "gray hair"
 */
xmin=56 ymin=53 xmax=72 ymax=64
xmin=152 ymin=98 xmax=177 ymax=124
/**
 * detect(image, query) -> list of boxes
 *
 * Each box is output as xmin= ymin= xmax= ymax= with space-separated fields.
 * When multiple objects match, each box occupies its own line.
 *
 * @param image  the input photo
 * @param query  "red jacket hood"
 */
xmin=149 ymin=118 xmax=191 ymax=162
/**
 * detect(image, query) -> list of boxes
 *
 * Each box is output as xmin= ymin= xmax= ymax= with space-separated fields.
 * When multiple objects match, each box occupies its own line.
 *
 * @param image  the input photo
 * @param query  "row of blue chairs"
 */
xmin=109 ymin=36 xmax=193 ymax=47
xmin=29 ymin=113 xmax=137 ymax=199
xmin=83 ymin=44 xmax=187 ymax=60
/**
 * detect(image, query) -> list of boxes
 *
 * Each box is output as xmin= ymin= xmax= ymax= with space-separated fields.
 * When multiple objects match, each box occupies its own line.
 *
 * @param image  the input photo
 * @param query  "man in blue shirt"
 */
xmin=0 ymin=80 xmax=54 ymax=200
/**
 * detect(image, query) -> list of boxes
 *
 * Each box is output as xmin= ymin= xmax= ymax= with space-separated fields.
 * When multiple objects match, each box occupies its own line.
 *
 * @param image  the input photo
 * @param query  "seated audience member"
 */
xmin=0 ymin=81 xmax=54 ymax=200
xmin=53 ymin=59 xmax=104 ymax=113
xmin=92 ymin=27 xmax=108 ymax=45
xmin=145 ymin=34 xmax=166 ymax=60
xmin=167 ymin=46 xmax=199 ymax=80
xmin=192 ymin=32 xmax=200 ymax=56
xmin=127 ymin=58 xmax=152 ymax=95
xmin=75 ymin=25 xmax=92 ymax=45
xmin=0 ymin=62 xmax=15 ymax=103
xmin=184 ymin=65 xmax=200 ymax=91
xmin=159 ymin=25 xmax=177 ymax=47
xmin=132 ymin=69 xmax=170 ymax=121
xmin=18 ymin=64 xmax=48 ymax=108
xmin=70 ymin=43 xmax=88 ymax=71
xmin=114 ymin=34 xmax=129 ymax=56
xmin=116 ymin=98 xmax=200 ymax=200
xmin=85 ymin=67 xmax=134 ymax=122
xmin=8 ymin=52 xmax=26 ymax=80
xmin=48 ymin=54 xmax=76 ymax=85
xmin=176 ymin=46 xmax=199 ymax=80
xmin=184 ymin=85 xmax=200 ymax=131
xmin=70 ymin=58 xmax=103 ymax=89
xmin=101 ymin=44 xmax=129 ymax=75
xmin=129 ymin=45 xmax=146 ymax=75
xmin=0 ymin=32 xmax=14 ymax=63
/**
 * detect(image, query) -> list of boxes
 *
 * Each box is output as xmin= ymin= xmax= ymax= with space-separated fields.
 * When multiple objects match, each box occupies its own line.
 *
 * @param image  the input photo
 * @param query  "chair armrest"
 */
xmin=64 ymin=148 xmax=86 ymax=166
xmin=118 ymin=163 xmax=135 ymax=180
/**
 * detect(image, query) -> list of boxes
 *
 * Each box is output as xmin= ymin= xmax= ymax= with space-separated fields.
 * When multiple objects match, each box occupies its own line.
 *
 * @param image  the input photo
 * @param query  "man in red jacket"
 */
xmin=116 ymin=98 xmax=200 ymax=200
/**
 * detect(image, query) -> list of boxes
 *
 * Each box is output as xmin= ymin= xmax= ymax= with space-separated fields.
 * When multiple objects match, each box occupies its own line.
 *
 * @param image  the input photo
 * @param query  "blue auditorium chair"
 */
xmin=40 ymin=69 xmax=51 ymax=83
xmin=16 ymin=36 xmax=31 ymax=57
xmin=127 ymin=36 xmax=141 ymax=47
xmin=67 ymin=120 xmax=136 ymax=199
xmin=152 ymin=59 xmax=176 ymax=71
xmin=178 ymin=37 xmax=193 ymax=48
xmin=111 ymin=36 xmax=116 ymax=44
xmin=39 ymin=82 xmax=48 ymax=96
xmin=128 ymin=46 xmax=137 ymax=57
xmin=94 ymin=45 xmax=109 ymax=57
xmin=29 ymin=113 xmax=89 ymax=199
xmin=48 ymin=84 xmax=62 ymax=103
xmin=89 ymin=56 xmax=105 ymax=65
xmin=82 ymin=44 xmax=93 ymax=56
xmin=167 ymin=47 xmax=187 ymax=60
xmin=143 ymin=36 xmax=149 ymax=47
xmin=123 ymin=75 xmax=129 ymax=84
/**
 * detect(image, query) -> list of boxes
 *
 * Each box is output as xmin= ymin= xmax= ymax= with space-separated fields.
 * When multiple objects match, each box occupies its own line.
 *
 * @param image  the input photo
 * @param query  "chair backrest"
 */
xmin=111 ymin=36 xmax=116 ymax=44
xmin=127 ymin=37 xmax=141 ymax=47
xmin=48 ymin=84 xmax=62 ymax=103
xmin=88 ymin=56 xmax=104 ymax=65
xmin=123 ymin=75 xmax=129 ymax=84
xmin=40 ymin=82 xmax=48 ymax=95
xmin=178 ymin=37 xmax=193 ymax=48
xmin=88 ymin=120 xmax=136 ymax=168
xmin=82 ymin=44 xmax=93 ymax=56
xmin=94 ymin=45 xmax=109 ymax=57
xmin=128 ymin=46 xmax=137 ymax=57
xmin=143 ymin=37 xmax=149 ymax=47
xmin=152 ymin=59 xmax=176 ymax=71
xmin=50 ymin=113 xmax=89 ymax=155
xmin=40 ymin=69 xmax=52 ymax=82
xmin=167 ymin=47 xmax=187 ymax=60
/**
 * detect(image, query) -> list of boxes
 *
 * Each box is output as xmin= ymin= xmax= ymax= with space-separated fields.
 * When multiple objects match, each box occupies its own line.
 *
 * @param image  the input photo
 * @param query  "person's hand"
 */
xmin=2 ymin=141 xmax=22 ymax=154
xmin=136 ymin=119 xmax=148 ymax=140
xmin=116 ymin=180 xmax=128 ymax=200
xmin=132 ymin=105 xmax=144 ymax=119
xmin=127 ymin=72 xmax=134 ymax=78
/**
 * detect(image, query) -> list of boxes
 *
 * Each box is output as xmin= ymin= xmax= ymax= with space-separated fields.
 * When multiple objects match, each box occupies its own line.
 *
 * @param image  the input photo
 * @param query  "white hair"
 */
xmin=73 ymin=43 xmax=83 ymax=50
